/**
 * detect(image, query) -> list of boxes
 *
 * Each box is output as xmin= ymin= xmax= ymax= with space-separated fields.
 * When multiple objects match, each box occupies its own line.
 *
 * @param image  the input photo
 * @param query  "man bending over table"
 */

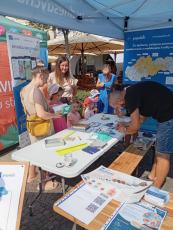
xmin=109 ymin=81 xmax=173 ymax=188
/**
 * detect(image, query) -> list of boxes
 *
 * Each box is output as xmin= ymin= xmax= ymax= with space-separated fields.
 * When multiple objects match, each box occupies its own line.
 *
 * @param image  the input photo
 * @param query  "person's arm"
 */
xmin=47 ymin=72 xmax=54 ymax=87
xmin=84 ymin=108 xmax=90 ymax=119
xmin=96 ymin=79 xmax=104 ymax=88
xmin=104 ymin=75 xmax=115 ymax=88
xmin=67 ymin=113 xmax=73 ymax=127
xmin=116 ymin=108 xmax=140 ymax=134
xmin=35 ymin=103 xmax=61 ymax=120
xmin=33 ymin=88 xmax=61 ymax=120
xmin=139 ymin=115 xmax=146 ymax=123
xmin=96 ymin=74 xmax=104 ymax=88
xmin=70 ymin=77 xmax=78 ymax=97
xmin=72 ymin=85 xmax=78 ymax=97
xmin=115 ymin=107 xmax=126 ymax=117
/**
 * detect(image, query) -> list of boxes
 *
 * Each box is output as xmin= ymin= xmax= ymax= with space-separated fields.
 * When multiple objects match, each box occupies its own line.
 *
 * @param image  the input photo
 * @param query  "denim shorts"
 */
xmin=156 ymin=118 xmax=173 ymax=154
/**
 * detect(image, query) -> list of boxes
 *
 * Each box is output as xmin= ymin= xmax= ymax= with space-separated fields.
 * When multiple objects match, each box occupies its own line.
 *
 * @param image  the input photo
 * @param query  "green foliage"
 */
xmin=76 ymin=89 xmax=90 ymax=102
xmin=28 ymin=21 xmax=51 ymax=31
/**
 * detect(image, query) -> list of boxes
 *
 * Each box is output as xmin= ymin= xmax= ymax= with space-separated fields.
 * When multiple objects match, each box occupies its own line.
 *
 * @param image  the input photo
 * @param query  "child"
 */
xmin=89 ymin=89 xmax=100 ymax=101
xmin=67 ymin=100 xmax=81 ymax=128
xmin=89 ymin=89 xmax=100 ymax=113
xmin=83 ymin=97 xmax=95 ymax=119
xmin=48 ymin=84 xmax=67 ymax=132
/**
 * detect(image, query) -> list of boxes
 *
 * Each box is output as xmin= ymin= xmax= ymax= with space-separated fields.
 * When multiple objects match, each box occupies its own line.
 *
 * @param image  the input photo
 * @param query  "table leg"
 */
xmin=72 ymin=223 xmax=77 ymax=230
xmin=61 ymin=177 xmax=66 ymax=195
xmin=29 ymin=167 xmax=44 ymax=216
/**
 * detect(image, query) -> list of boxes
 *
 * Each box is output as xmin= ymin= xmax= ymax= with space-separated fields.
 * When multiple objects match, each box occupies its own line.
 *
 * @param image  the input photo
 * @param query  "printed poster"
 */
xmin=0 ymin=165 xmax=25 ymax=230
xmin=102 ymin=202 xmax=167 ymax=230
xmin=7 ymin=32 xmax=40 ymax=147
xmin=0 ymin=42 xmax=18 ymax=151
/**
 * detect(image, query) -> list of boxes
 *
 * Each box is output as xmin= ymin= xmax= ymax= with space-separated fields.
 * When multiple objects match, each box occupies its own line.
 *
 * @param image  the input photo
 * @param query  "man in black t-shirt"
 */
xmin=109 ymin=81 xmax=173 ymax=188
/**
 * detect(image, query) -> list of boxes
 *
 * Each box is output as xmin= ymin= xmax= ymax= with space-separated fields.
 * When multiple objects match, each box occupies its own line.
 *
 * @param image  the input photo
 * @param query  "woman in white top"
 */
xmin=48 ymin=56 xmax=78 ymax=103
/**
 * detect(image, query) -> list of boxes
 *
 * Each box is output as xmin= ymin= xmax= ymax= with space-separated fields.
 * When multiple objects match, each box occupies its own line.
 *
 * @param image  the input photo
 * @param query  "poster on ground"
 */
xmin=124 ymin=27 xmax=173 ymax=91
xmin=7 ymin=32 xmax=40 ymax=147
xmin=0 ymin=164 xmax=25 ymax=230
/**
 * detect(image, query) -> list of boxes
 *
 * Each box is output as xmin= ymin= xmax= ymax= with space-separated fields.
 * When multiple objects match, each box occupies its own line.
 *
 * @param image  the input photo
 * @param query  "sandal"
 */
xmin=37 ymin=180 xmax=59 ymax=191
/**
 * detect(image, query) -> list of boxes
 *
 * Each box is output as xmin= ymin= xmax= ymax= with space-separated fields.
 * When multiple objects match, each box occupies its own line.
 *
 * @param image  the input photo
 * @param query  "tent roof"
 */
xmin=1 ymin=0 xmax=173 ymax=39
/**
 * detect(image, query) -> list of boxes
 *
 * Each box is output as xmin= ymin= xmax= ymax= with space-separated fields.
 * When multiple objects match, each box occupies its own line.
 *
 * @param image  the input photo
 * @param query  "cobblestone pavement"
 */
xmin=1 ymin=142 xmax=173 ymax=230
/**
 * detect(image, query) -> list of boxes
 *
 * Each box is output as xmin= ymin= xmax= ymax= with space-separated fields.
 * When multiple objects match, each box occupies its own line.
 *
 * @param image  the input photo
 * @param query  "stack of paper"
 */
xmin=144 ymin=186 xmax=170 ymax=206
xmin=72 ymin=123 xmax=90 ymax=131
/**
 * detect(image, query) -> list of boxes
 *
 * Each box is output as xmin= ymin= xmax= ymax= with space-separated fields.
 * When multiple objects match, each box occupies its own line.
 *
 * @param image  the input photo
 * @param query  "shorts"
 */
xmin=156 ymin=118 xmax=173 ymax=154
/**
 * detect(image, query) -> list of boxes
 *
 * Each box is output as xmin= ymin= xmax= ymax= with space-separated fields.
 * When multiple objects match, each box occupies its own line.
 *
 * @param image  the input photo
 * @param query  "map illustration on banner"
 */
xmin=124 ymin=28 xmax=173 ymax=90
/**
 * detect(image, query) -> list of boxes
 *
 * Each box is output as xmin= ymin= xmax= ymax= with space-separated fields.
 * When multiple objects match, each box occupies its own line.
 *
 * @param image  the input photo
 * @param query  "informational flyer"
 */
xmin=102 ymin=201 xmax=167 ymax=230
xmin=124 ymin=27 xmax=173 ymax=91
xmin=56 ymin=183 xmax=111 ymax=225
xmin=6 ymin=32 xmax=40 ymax=147
xmin=7 ymin=32 xmax=39 ymax=85
xmin=82 ymin=166 xmax=152 ymax=203
xmin=0 ymin=165 xmax=25 ymax=230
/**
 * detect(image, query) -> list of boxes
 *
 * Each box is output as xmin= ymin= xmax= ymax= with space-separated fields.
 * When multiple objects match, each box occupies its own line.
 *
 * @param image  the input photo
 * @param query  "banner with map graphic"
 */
xmin=124 ymin=27 xmax=173 ymax=91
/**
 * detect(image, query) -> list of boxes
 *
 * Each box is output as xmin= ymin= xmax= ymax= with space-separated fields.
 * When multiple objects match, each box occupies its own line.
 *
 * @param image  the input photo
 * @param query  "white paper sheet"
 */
xmin=82 ymin=166 xmax=152 ymax=203
xmin=0 ymin=165 xmax=25 ymax=230
xmin=56 ymin=183 xmax=111 ymax=225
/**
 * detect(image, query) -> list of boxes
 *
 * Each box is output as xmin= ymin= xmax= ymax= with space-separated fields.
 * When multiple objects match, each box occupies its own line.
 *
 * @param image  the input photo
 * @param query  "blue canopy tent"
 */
xmin=1 ymin=0 xmax=173 ymax=39
xmin=1 ymin=0 xmax=172 ymax=135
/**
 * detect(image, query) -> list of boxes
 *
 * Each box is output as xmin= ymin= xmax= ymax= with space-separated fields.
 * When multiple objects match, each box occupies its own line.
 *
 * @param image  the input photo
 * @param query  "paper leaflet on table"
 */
xmin=81 ymin=166 xmax=152 ymax=203
xmin=102 ymin=201 xmax=167 ymax=230
xmin=86 ymin=122 xmax=123 ymax=140
xmin=62 ymin=130 xmax=76 ymax=140
xmin=56 ymin=183 xmax=112 ymax=225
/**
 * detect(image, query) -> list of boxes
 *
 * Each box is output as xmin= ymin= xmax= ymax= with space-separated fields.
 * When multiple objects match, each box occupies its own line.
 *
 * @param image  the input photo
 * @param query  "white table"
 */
xmin=12 ymin=114 xmax=126 ymax=179
xmin=12 ymin=113 xmax=128 ymax=215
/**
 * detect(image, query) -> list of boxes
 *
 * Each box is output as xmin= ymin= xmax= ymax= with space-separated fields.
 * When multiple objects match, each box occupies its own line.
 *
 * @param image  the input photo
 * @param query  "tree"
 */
xmin=28 ymin=21 xmax=51 ymax=31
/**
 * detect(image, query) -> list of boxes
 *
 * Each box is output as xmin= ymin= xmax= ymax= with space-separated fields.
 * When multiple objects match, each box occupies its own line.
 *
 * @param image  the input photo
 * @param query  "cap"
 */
xmin=48 ymin=84 xmax=59 ymax=97
xmin=89 ymin=89 xmax=100 ymax=98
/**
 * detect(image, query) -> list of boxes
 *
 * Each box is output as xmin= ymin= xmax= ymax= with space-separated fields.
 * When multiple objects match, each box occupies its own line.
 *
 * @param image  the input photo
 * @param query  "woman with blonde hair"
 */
xmin=48 ymin=56 xmax=78 ymax=103
xmin=21 ymin=66 xmax=61 ymax=185
xmin=96 ymin=64 xmax=116 ymax=113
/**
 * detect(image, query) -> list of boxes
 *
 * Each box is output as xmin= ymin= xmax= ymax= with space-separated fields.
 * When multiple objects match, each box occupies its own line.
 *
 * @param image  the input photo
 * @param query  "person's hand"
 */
xmin=52 ymin=111 xmax=62 ymax=119
xmin=116 ymin=110 xmax=125 ymax=117
xmin=99 ymin=82 xmax=104 ymax=87
xmin=116 ymin=107 xmax=126 ymax=118
xmin=116 ymin=123 xmax=127 ymax=133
